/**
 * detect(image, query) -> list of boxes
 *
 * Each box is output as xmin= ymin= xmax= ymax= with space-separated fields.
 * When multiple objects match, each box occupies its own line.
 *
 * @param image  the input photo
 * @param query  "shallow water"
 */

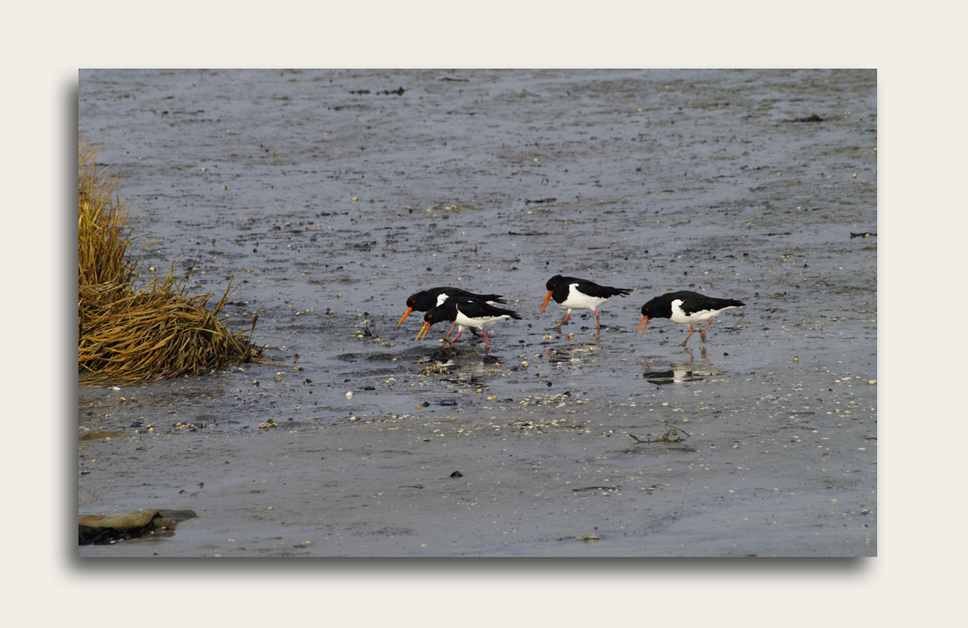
xmin=78 ymin=69 xmax=876 ymax=557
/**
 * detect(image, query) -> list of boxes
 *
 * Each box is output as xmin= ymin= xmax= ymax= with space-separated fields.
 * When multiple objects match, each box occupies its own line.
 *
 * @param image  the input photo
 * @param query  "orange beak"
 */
xmin=539 ymin=290 xmax=553 ymax=312
xmin=397 ymin=307 xmax=413 ymax=328
xmin=416 ymin=322 xmax=431 ymax=341
xmin=635 ymin=316 xmax=649 ymax=337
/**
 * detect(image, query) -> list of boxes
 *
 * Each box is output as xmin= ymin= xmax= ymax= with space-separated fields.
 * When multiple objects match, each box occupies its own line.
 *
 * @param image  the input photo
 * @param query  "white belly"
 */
xmin=561 ymin=284 xmax=609 ymax=311
xmin=669 ymin=299 xmax=734 ymax=324
xmin=455 ymin=311 xmax=507 ymax=329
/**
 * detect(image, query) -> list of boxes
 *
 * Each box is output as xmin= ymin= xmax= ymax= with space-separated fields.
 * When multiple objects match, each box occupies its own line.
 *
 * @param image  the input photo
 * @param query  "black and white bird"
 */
xmin=637 ymin=291 xmax=745 ymax=346
xmin=416 ymin=298 xmax=521 ymax=353
xmin=397 ymin=287 xmax=506 ymax=340
xmin=539 ymin=275 xmax=632 ymax=332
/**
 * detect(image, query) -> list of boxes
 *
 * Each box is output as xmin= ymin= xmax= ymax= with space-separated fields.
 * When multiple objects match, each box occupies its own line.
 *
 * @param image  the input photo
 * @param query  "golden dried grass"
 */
xmin=78 ymin=140 xmax=263 ymax=384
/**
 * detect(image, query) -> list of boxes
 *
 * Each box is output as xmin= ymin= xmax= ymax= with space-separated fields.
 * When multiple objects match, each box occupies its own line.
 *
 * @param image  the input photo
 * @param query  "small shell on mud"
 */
xmin=345 ymin=391 xmax=353 ymax=399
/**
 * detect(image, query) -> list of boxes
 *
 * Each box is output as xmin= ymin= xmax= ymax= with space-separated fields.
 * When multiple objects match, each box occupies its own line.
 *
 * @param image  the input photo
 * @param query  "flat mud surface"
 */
xmin=77 ymin=69 xmax=876 ymax=557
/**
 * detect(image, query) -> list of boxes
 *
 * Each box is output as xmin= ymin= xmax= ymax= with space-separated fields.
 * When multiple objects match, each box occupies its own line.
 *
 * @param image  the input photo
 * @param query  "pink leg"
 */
xmin=700 ymin=318 xmax=713 ymax=342
xmin=445 ymin=329 xmax=463 ymax=348
xmin=482 ymin=329 xmax=490 ymax=353
xmin=444 ymin=321 xmax=458 ymax=340
xmin=557 ymin=311 xmax=572 ymax=331
xmin=594 ymin=310 xmax=601 ymax=331
xmin=681 ymin=324 xmax=695 ymax=347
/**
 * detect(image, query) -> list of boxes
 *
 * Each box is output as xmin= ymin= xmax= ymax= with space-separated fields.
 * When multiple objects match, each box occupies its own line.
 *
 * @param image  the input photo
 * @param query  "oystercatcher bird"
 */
xmin=397 ymin=287 xmax=507 ymax=340
xmin=636 ymin=291 xmax=745 ymax=346
xmin=539 ymin=275 xmax=632 ymax=332
xmin=416 ymin=298 xmax=521 ymax=353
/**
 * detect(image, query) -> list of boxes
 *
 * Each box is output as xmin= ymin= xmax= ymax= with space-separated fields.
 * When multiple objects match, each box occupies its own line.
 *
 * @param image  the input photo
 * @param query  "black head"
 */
xmin=641 ymin=295 xmax=672 ymax=319
xmin=546 ymin=275 xmax=564 ymax=291
xmin=423 ymin=300 xmax=459 ymax=325
xmin=406 ymin=289 xmax=440 ymax=310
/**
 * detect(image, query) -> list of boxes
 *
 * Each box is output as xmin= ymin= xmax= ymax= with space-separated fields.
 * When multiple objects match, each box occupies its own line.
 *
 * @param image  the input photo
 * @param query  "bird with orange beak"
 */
xmin=637 ymin=291 xmax=745 ymax=346
xmin=416 ymin=298 xmax=521 ymax=353
xmin=397 ymin=287 xmax=506 ymax=340
xmin=540 ymin=275 xmax=632 ymax=332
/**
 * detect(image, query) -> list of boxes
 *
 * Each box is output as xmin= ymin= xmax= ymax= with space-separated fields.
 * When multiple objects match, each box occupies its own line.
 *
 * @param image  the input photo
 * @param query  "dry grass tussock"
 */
xmin=78 ymin=140 xmax=264 ymax=385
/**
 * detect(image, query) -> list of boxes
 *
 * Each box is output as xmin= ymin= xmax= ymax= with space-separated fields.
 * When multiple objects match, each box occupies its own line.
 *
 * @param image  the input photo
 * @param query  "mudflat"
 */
xmin=78 ymin=69 xmax=876 ymax=557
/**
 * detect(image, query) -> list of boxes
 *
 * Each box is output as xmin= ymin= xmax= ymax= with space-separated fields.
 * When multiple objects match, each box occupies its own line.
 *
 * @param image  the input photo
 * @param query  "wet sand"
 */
xmin=77 ymin=69 xmax=876 ymax=557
